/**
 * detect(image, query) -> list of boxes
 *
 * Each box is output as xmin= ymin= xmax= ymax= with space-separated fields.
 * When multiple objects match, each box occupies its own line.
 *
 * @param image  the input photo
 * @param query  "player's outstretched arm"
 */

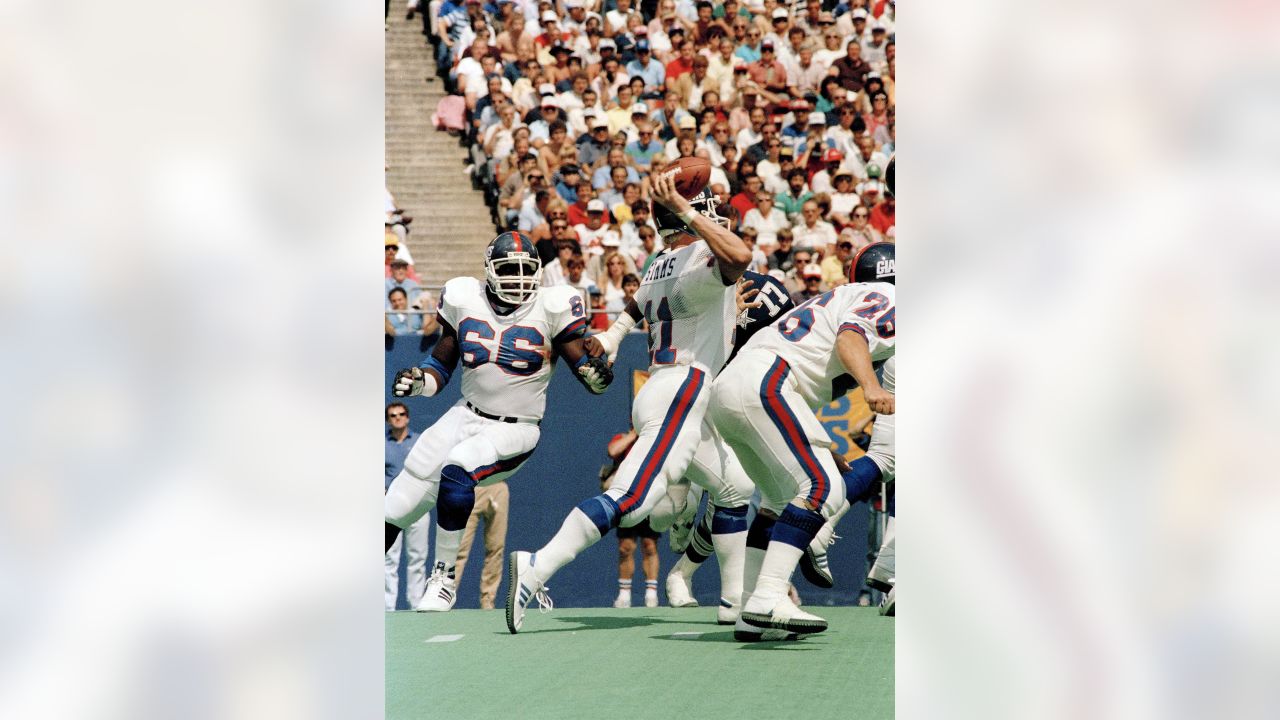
xmin=558 ymin=335 xmax=615 ymax=395
xmin=583 ymin=297 xmax=643 ymax=361
xmin=836 ymin=329 xmax=894 ymax=415
xmin=651 ymin=172 xmax=751 ymax=283
xmin=392 ymin=323 xmax=460 ymax=397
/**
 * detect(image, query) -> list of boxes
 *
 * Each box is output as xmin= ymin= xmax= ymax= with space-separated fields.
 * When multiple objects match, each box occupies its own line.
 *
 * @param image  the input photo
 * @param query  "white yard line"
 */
xmin=424 ymin=634 xmax=465 ymax=643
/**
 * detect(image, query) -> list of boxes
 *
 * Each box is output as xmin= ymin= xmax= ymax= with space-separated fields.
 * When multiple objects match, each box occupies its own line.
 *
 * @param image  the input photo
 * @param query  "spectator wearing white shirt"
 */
xmin=827 ymin=170 xmax=862 ymax=227
xmin=740 ymin=190 xmax=790 ymax=249
xmin=573 ymin=199 xmax=620 ymax=259
xmin=792 ymin=199 xmax=837 ymax=252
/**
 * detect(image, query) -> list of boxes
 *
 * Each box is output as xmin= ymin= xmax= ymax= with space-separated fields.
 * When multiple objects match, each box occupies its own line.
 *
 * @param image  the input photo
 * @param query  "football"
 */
xmin=660 ymin=156 xmax=712 ymax=199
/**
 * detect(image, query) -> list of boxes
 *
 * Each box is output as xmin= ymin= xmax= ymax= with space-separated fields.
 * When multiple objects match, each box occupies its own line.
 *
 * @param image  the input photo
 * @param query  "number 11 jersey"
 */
xmin=437 ymin=277 xmax=588 ymax=420
xmin=634 ymin=240 xmax=736 ymax=377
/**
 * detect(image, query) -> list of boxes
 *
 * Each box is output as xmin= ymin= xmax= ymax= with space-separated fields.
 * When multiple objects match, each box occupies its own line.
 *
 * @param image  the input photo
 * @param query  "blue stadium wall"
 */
xmin=386 ymin=333 xmax=877 ymax=610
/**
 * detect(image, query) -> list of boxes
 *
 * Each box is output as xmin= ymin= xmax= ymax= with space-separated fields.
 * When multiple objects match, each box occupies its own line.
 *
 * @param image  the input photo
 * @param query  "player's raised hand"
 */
xmin=650 ymin=171 xmax=692 ymax=214
xmin=393 ymin=367 xmax=426 ymax=397
xmin=864 ymin=386 xmax=895 ymax=415
xmin=735 ymin=276 xmax=762 ymax=313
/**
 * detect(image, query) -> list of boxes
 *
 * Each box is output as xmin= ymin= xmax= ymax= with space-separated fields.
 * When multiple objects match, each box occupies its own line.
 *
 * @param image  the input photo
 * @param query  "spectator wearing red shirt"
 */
xmin=729 ymin=173 xmax=763 ymax=221
xmin=747 ymin=42 xmax=789 ymax=97
xmin=869 ymin=190 xmax=895 ymax=234
xmin=566 ymin=179 xmax=596 ymax=226
xmin=664 ymin=36 xmax=696 ymax=86
xmin=534 ymin=11 xmax=568 ymax=48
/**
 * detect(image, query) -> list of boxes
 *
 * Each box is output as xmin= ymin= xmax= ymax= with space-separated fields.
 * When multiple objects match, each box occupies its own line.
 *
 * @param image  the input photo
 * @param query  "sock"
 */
xmin=385 ymin=522 xmax=402 ymax=553
xmin=746 ymin=505 xmax=824 ymax=612
xmin=672 ymin=551 xmax=702 ymax=580
xmin=618 ymin=578 xmax=632 ymax=594
xmin=533 ymin=504 xmax=610 ymax=585
xmin=843 ymin=456 xmax=883 ymax=505
xmin=684 ymin=508 xmax=714 ymax=565
xmin=710 ymin=504 xmax=748 ymax=607
xmin=644 ymin=580 xmax=658 ymax=592
xmin=877 ymin=516 xmax=896 ymax=557
xmin=740 ymin=512 xmax=776 ymax=606
xmin=434 ymin=464 xmax=477 ymax=579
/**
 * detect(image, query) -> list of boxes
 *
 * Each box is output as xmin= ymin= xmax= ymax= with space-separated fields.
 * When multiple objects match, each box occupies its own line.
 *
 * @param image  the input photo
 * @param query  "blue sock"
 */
xmin=769 ymin=504 xmax=826 ymax=550
xmin=745 ymin=512 xmax=778 ymax=551
xmin=843 ymin=456 xmax=883 ymax=505
xmin=437 ymin=464 xmax=477 ymax=532
xmin=577 ymin=494 xmax=621 ymax=536
xmin=711 ymin=503 xmax=749 ymax=534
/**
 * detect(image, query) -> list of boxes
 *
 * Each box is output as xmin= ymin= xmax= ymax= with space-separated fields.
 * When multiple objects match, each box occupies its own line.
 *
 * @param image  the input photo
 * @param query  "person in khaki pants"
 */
xmin=453 ymin=481 xmax=510 ymax=610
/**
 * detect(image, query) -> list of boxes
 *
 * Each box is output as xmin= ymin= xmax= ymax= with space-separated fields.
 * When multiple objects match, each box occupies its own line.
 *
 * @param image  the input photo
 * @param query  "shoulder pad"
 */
xmin=441 ymin=276 xmax=482 ymax=305
xmin=539 ymin=284 xmax=578 ymax=313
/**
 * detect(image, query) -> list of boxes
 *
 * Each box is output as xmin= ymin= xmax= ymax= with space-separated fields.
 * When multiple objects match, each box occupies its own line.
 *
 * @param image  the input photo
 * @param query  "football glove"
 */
xmin=393 ymin=367 xmax=427 ymax=397
xmin=576 ymin=356 xmax=614 ymax=394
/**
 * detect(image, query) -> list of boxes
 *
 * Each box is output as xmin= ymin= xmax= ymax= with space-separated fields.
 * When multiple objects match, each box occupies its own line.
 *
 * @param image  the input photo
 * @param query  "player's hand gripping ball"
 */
xmin=659 ymin=156 xmax=712 ymax=199
xmin=577 ymin=356 xmax=614 ymax=394
xmin=393 ymin=367 xmax=426 ymax=397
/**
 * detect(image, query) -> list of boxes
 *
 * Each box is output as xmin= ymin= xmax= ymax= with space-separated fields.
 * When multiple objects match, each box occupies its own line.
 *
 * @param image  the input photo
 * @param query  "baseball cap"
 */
xmin=541 ymin=10 xmax=559 ymax=22
xmin=852 ymin=9 xmax=869 ymax=19
xmin=541 ymin=97 xmax=559 ymax=109
xmin=631 ymin=102 xmax=649 ymax=115
xmin=801 ymin=264 xmax=823 ymax=279
xmin=677 ymin=116 xmax=696 ymax=130
xmin=822 ymin=148 xmax=843 ymax=163
xmin=761 ymin=41 xmax=775 ymax=51
xmin=600 ymin=38 xmax=616 ymax=50
xmin=871 ymin=23 xmax=887 ymax=33
xmin=601 ymin=235 xmax=621 ymax=247
xmin=790 ymin=98 xmax=811 ymax=110
xmin=866 ymin=162 xmax=883 ymax=178
xmin=771 ymin=8 xmax=788 ymax=20
xmin=808 ymin=112 xmax=826 ymax=125
xmin=539 ymin=82 xmax=556 ymax=96
xmin=591 ymin=116 xmax=609 ymax=130
xmin=384 ymin=234 xmax=400 ymax=247
xmin=636 ymin=38 xmax=650 ymax=51
xmin=587 ymin=199 xmax=606 ymax=213
xmin=588 ymin=286 xmax=603 ymax=296
xmin=861 ymin=181 xmax=885 ymax=194
xmin=833 ymin=169 xmax=854 ymax=180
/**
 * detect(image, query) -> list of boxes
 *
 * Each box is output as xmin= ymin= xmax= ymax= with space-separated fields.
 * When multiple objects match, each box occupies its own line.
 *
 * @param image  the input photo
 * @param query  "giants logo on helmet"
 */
xmin=876 ymin=258 xmax=894 ymax=278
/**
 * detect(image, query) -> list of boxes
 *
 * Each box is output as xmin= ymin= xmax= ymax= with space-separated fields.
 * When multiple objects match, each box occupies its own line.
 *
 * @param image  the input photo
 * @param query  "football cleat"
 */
xmin=866 ymin=537 xmax=895 ymax=593
xmin=665 ymin=569 xmax=699 ymax=608
xmin=415 ymin=562 xmax=457 ymax=612
xmin=800 ymin=499 xmax=849 ymax=589
xmin=741 ymin=599 xmax=828 ymax=635
xmin=879 ymin=584 xmax=896 ymax=616
xmin=506 ymin=551 xmax=553 ymax=634
xmin=716 ymin=597 xmax=739 ymax=625
xmin=732 ymin=596 xmax=803 ymax=641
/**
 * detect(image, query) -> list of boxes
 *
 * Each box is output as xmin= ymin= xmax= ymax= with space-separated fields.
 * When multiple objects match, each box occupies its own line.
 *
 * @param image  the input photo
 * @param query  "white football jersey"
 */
xmin=634 ymin=240 xmax=735 ymax=376
xmin=437 ymin=277 xmax=588 ymax=420
xmin=743 ymin=281 xmax=896 ymax=408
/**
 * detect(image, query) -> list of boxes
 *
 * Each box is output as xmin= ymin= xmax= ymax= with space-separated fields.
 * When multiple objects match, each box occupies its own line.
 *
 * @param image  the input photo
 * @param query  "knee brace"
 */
xmin=842 ymin=456 xmax=883 ymax=505
xmin=710 ymin=504 xmax=749 ymax=535
xmin=437 ymin=464 xmax=477 ymax=532
xmin=577 ymin=494 xmax=621 ymax=536
xmin=770 ymin=504 xmax=826 ymax=550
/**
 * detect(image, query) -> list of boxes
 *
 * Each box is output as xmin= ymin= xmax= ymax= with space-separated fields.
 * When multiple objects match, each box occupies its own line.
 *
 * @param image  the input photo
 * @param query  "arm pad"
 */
xmin=593 ymin=311 xmax=638 ymax=357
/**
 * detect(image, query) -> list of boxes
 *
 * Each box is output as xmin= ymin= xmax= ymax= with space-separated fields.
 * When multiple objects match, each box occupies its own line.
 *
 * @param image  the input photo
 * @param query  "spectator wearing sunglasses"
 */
xmin=735 ymin=25 xmax=764 ymax=63
xmin=821 ymin=229 xmax=859 ymax=287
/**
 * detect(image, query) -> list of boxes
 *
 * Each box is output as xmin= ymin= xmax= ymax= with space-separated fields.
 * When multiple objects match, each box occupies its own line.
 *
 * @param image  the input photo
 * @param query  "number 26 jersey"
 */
xmin=742 ymin=281 xmax=896 ymax=409
xmin=436 ymin=277 xmax=588 ymax=420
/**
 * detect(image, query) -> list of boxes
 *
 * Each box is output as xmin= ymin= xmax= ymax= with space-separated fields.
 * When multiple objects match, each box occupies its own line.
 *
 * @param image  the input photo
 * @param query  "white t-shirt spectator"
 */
xmin=574 ymin=223 xmax=621 ymax=258
xmin=742 ymin=205 xmax=791 ymax=248
xmin=830 ymin=191 xmax=861 ymax=216
xmin=792 ymin=219 xmax=838 ymax=252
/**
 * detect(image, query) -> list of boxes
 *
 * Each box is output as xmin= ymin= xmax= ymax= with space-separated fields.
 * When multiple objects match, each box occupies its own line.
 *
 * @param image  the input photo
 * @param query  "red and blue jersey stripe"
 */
xmin=759 ymin=357 xmax=831 ymax=510
xmin=617 ymin=367 xmax=705 ymax=515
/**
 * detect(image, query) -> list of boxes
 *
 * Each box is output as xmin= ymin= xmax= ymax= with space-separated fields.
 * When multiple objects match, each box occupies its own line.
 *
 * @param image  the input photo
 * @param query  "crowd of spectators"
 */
xmin=398 ymin=0 xmax=895 ymax=322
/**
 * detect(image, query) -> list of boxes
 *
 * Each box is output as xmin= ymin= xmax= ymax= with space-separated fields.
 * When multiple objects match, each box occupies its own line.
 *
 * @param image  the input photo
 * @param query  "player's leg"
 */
xmin=806 ymin=409 xmax=895 ymax=587
xmin=640 ymin=533 xmax=660 ymax=607
xmin=420 ymin=417 xmax=540 ymax=611
xmin=666 ymin=505 xmax=710 ymax=607
xmin=615 ymin=532 xmax=637 ymax=608
xmin=403 ymin=512 xmax=432 ymax=607
xmin=507 ymin=367 xmax=708 ymax=633
xmin=868 ymin=486 xmax=895 ymax=593
xmin=478 ymin=482 xmax=508 ymax=610
xmin=684 ymin=424 xmax=754 ymax=623
xmin=451 ymin=504 xmax=481 ymax=597
xmin=385 ymin=532 xmax=403 ymax=611
xmin=385 ymin=405 xmax=469 ymax=551
xmin=741 ymin=373 xmax=847 ymax=633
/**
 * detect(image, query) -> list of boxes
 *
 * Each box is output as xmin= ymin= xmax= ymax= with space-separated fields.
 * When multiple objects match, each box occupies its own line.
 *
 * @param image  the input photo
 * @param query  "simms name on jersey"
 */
xmin=742 ymin=281 xmax=895 ymax=408
xmin=436 ymin=277 xmax=588 ymax=420
xmin=635 ymin=240 xmax=735 ymax=376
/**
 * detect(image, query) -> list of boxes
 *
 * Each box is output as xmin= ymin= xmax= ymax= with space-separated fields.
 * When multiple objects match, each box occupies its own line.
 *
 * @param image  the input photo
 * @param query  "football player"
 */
xmin=665 ymin=270 xmax=795 ymax=608
xmin=506 ymin=174 xmax=755 ymax=633
xmin=709 ymin=242 xmax=895 ymax=636
xmin=384 ymin=231 xmax=614 ymax=612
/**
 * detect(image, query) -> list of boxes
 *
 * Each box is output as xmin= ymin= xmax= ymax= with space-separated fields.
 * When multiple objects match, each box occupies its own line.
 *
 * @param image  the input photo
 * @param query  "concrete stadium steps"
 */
xmin=385 ymin=14 xmax=494 ymax=290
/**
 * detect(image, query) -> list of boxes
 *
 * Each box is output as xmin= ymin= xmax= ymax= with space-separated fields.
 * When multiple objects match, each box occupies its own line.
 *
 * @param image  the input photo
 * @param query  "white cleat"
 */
xmin=741 ymin=596 xmax=828 ymax=635
xmin=505 ymin=551 xmax=553 ymax=634
xmin=732 ymin=596 xmax=802 ymax=641
xmin=665 ymin=570 xmax=699 ymax=608
xmin=716 ymin=598 xmax=739 ymax=625
xmin=414 ymin=562 xmax=457 ymax=612
xmin=800 ymin=499 xmax=849 ymax=589
xmin=644 ymin=588 xmax=659 ymax=608
xmin=613 ymin=591 xmax=632 ymax=609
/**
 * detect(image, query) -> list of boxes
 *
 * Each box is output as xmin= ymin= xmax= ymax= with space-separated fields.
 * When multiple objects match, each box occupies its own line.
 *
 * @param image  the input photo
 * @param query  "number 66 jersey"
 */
xmin=741 ymin=281 xmax=896 ymax=409
xmin=437 ymin=277 xmax=588 ymax=420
